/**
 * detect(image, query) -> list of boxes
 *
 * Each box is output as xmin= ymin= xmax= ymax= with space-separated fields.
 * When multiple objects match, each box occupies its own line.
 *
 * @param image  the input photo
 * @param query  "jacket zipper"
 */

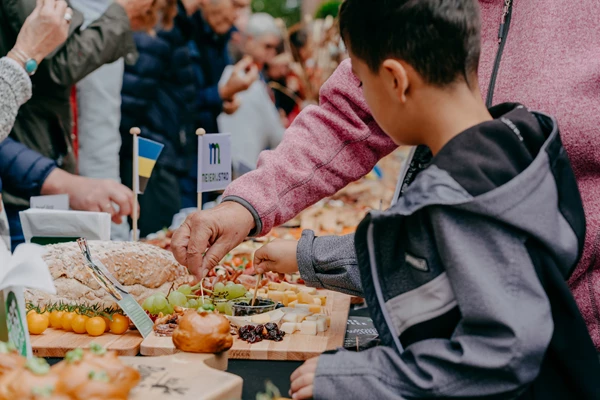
xmin=367 ymin=223 xmax=405 ymax=353
xmin=486 ymin=0 xmax=514 ymax=108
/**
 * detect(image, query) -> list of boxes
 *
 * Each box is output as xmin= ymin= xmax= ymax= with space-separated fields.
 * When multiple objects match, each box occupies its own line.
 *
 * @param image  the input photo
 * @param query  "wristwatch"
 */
xmin=8 ymin=48 xmax=38 ymax=76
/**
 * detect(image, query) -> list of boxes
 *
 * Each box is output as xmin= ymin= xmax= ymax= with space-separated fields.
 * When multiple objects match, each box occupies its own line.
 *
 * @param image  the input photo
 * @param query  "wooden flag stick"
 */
xmin=130 ymin=127 xmax=141 ymax=242
xmin=196 ymin=128 xmax=206 ymax=209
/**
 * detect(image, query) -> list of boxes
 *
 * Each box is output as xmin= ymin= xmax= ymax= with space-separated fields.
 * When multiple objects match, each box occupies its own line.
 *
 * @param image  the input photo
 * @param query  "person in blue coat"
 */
xmin=120 ymin=0 xmax=205 ymax=237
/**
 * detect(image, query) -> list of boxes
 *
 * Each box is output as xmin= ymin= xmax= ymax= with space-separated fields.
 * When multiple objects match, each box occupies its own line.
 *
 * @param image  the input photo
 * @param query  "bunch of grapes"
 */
xmin=142 ymin=281 xmax=252 ymax=316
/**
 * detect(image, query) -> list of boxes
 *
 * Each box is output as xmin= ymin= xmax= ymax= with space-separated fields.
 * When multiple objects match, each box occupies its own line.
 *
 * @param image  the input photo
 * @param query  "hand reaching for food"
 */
xmin=254 ymin=239 xmax=299 ymax=276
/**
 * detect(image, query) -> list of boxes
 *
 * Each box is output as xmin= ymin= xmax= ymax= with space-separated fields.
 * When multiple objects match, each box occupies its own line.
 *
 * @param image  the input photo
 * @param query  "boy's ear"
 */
xmin=382 ymin=59 xmax=409 ymax=103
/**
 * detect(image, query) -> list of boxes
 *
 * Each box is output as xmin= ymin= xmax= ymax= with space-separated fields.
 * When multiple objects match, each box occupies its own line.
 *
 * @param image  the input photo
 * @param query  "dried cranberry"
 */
xmin=265 ymin=323 xmax=277 ymax=331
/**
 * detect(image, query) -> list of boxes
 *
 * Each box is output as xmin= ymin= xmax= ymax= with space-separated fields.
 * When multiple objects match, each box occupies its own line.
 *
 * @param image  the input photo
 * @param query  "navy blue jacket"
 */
xmin=120 ymin=4 xmax=197 ymax=173
xmin=0 ymin=137 xmax=56 ymax=197
xmin=188 ymin=12 xmax=233 ymax=135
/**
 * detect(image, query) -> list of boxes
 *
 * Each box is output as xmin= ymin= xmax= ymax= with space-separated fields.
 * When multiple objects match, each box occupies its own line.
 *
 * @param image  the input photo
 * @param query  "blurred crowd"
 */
xmin=0 ymin=0 xmax=345 ymax=249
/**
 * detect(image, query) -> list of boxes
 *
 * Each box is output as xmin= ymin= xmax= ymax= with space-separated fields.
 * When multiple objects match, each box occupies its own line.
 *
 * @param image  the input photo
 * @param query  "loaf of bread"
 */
xmin=25 ymin=241 xmax=193 ymax=307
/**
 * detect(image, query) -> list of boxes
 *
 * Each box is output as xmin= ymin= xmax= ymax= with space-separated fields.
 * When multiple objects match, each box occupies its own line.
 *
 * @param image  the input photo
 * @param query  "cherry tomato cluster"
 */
xmin=26 ymin=303 xmax=130 ymax=337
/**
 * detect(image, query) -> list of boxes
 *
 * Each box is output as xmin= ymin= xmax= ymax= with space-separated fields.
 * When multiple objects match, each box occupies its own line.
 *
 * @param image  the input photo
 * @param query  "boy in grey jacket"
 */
xmin=254 ymin=0 xmax=600 ymax=399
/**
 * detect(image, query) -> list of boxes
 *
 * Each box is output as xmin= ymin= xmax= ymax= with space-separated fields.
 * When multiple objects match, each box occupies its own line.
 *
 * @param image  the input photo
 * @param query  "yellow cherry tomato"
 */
xmin=61 ymin=312 xmax=76 ymax=332
xmin=86 ymin=317 xmax=106 ymax=337
xmin=109 ymin=314 xmax=129 ymax=335
xmin=49 ymin=311 xmax=64 ymax=329
xmin=27 ymin=309 xmax=36 ymax=316
xmin=27 ymin=312 xmax=49 ymax=335
xmin=71 ymin=314 xmax=89 ymax=334
xmin=102 ymin=316 xmax=111 ymax=332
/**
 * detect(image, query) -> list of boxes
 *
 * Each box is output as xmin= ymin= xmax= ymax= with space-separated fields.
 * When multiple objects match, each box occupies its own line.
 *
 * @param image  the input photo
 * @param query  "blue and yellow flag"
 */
xmin=136 ymin=137 xmax=164 ymax=194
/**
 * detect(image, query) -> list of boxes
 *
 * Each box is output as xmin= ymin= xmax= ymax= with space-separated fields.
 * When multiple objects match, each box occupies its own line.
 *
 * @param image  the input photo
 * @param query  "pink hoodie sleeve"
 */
xmin=223 ymin=59 xmax=397 ymax=236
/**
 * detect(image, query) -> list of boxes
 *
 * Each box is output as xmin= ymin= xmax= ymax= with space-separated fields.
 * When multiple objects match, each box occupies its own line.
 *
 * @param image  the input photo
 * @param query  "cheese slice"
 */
xmin=300 ymin=320 xmax=318 ymax=335
xmin=299 ymin=287 xmax=317 ymax=295
xmin=316 ymin=295 xmax=327 ymax=306
xmin=295 ymin=304 xmax=311 ymax=312
xmin=283 ymin=313 xmax=300 ymax=323
xmin=288 ymin=300 xmax=298 ymax=308
xmin=313 ymin=298 xmax=322 ymax=306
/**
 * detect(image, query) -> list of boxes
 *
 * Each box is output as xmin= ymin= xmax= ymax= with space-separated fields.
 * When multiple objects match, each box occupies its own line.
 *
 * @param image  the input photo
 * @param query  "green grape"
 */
xmin=168 ymin=291 xmax=187 ymax=307
xmin=199 ymin=298 xmax=213 ymax=306
xmin=187 ymin=299 xmax=199 ymax=309
xmin=223 ymin=301 xmax=234 ymax=316
xmin=227 ymin=284 xmax=247 ymax=300
xmin=226 ymin=281 xmax=235 ymax=288
xmin=202 ymin=303 xmax=215 ymax=311
xmin=142 ymin=297 xmax=155 ymax=312
xmin=154 ymin=295 xmax=167 ymax=310
xmin=215 ymin=300 xmax=228 ymax=314
xmin=214 ymin=282 xmax=225 ymax=293
xmin=178 ymin=285 xmax=192 ymax=296
xmin=162 ymin=304 xmax=174 ymax=315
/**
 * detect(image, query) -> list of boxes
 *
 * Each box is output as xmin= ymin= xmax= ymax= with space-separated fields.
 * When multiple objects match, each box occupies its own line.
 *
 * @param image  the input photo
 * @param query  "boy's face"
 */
xmin=350 ymin=53 xmax=413 ymax=146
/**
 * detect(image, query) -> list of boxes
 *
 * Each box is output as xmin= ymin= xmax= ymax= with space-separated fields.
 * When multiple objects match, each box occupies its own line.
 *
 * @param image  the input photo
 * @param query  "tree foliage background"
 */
xmin=252 ymin=0 xmax=302 ymax=26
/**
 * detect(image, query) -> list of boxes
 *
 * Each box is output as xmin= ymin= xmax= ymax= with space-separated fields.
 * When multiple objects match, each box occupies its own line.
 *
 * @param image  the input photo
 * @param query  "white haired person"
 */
xmin=217 ymin=12 xmax=284 ymax=176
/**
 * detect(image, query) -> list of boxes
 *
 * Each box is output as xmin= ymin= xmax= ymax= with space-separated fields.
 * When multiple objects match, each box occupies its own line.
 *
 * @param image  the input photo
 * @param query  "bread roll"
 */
xmin=25 ymin=241 xmax=193 ymax=307
xmin=173 ymin=311 xmax=233 ymax=354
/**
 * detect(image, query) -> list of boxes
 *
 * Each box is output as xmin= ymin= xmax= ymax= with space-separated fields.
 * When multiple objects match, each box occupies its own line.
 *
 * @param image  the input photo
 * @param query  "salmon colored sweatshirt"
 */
xmin=224 ymin=0 xmax=600 ymax=346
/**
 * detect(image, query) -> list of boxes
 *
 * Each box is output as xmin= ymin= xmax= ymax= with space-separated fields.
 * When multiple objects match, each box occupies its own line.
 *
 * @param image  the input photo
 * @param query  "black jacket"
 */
xmin=120 ymin=3 xmax=196 ymax=173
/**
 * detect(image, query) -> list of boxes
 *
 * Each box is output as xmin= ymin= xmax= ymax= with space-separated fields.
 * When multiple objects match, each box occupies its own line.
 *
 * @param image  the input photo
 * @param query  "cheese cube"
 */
xmin=313 ymin=298 xmax=322 ymax=306
xmin=300 ymin=320 xmax=318 ymax=335
xmin=281 ymin=282 xmax=298 ymax=292
xmin=295 ymin=304 xmax=311 ymax=312
xmin=316 ymin=295 xmax=327 ymax=306
xmin=284 ymin=291 xmax=298 ymax=303
xmin=304 ymin=315 xmax=318 ymax=321
xmin=251 ymin=313 xmax=271 ymax=324
xmin=257 ymin=289 xmax=268 ymax=297
xmin=268 ymin=282 xmax=281 ymax=291
xmin=281 ymin=322 xmax=299 ymax=334
xmin=299 ymin=287 xmax=317 ymax=295
xmin=309 ymin=304 xmax=322 ymax=314
xmin=315 ymin=314 xmax=331 ymax=328
xmin=283 ymin=313 xmax=300 ymax=323
xmin=298 ymin=292 xmax=314 ymax=304
xmin=268 ymin=291 xmax=286 ymax=305
xmin=288 ymin=300 xmax=298 ymax=308
xmin=316 ymin=318 xmax=327 ymax=333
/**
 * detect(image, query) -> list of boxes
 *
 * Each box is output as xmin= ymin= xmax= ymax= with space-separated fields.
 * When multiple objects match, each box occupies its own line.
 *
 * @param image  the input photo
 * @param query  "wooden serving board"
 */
xmin=141 ymin=290 xmax=351 ymax=361
xmin=30 ymin=328 xmax=143 ymax=357
xmin=122 ymin=352 xmax=243 ymax=400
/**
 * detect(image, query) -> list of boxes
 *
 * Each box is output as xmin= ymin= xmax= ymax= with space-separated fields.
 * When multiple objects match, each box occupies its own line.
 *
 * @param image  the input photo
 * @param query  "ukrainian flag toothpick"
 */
xmin=130 ymin=127 xmax=164 ymax=241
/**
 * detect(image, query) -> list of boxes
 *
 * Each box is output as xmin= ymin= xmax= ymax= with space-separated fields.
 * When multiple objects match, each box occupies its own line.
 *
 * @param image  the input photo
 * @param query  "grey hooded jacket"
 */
xmin=297 ymin=104 xmax=600 ymax=399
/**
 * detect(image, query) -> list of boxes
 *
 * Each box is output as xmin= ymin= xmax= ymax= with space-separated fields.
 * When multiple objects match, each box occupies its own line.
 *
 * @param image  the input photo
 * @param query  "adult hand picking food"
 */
xmin=171 ymin=202 xmax=255 ymax=280
xmin=290 ymin=357 xmax=318 ymax=400
xmin=8 ymin=0 xmax=72 ymax=67
xmin=219 ymin=56 xmax=259 ymax=101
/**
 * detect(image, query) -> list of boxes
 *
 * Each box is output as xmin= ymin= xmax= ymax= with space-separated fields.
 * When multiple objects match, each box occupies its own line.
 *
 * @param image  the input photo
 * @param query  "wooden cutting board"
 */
xmin=30 ymin=329 xmax=143 ymax=357
xmin=122 ymin=352 xmax=243 ymax=400
xmin=141 ymin=290 xmax=351 ymax=361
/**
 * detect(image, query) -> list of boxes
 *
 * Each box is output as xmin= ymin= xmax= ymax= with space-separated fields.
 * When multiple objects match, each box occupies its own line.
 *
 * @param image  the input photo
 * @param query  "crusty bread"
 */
xmin=25 ymin=241 xmax=193 ymax=307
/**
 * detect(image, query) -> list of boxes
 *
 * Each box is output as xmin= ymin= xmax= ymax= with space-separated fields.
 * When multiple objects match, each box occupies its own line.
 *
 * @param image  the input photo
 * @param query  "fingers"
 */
xmin=292 ymin=385 xmax=314 ymax=400
xmin=291 ymin=358 xmax=318 ymax=382
xmin=42 ymin=0 xmax=54 ymax=13
xmin=109 ymin=185 xmax=134 ymax=218
xmin=171 ymin=221 xmax=192 ymax=266
xmin=233 ymin=56 xmax=253 ymax=73
xmin=245 ymin=64 xmax=259 ymax=83
xmin=185 ymin=214 xmax=212 ymax=273
xmin=200 ymin=238 xmax=234 ymax=278
xmin=290 ymin=373 xmax=315 ymax=398
xmin=55 ymin=0 xmax=68 ymax=12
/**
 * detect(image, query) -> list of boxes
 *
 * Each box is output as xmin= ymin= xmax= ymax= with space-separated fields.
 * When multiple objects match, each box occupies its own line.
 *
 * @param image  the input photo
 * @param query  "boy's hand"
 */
xmin=290 ymin=357 xmax=318 ymax=399
xmin=254 ymin=239 xmax=299 ymax=275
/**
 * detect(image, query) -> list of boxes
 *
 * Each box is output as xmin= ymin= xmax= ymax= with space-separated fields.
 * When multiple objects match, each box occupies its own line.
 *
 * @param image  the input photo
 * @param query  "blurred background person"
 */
xmin=0 ymin=0 xmax=153 ymax=246
xmin=218 ymin=13 xmax=284 ymax=177
xmin=228 ymin=0 xmax=252 ymax=62
xmin=181 ymin=0 xmax=257 ymax=209
xmin=120 ymin=0 xmax=205 ymax=237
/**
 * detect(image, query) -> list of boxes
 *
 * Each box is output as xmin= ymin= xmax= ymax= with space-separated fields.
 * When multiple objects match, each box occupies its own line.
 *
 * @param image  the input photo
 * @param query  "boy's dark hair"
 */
xmin=339 ymin=0 xmax=481 ymax=86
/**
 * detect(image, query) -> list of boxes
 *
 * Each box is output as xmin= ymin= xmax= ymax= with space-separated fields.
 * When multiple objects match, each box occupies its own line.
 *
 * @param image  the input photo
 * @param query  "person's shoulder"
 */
xmin=432 ymin=104 xmax=545 ymax=197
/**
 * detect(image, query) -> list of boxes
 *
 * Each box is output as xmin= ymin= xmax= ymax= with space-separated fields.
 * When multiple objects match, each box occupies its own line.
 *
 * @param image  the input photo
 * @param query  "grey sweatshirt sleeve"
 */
xmin=0 ymin=57 xmax=32 ymax=141
xmin=296 ymin=231 xmax=363 ymax=297
xmin=313 ymin=209 xmax=553 ymax=399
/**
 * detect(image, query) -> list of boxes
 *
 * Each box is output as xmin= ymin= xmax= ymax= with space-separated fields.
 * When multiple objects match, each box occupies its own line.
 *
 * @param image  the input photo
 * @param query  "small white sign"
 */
xmin=197 ymin=133 xmax=232 ymax=193
xmin=30 ymin=194 xmax=69 ymax=210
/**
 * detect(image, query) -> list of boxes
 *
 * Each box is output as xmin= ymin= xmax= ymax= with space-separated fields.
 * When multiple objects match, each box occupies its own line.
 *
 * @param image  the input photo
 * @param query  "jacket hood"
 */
xmin=385 ymin=103 xmax=585 ymax=279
